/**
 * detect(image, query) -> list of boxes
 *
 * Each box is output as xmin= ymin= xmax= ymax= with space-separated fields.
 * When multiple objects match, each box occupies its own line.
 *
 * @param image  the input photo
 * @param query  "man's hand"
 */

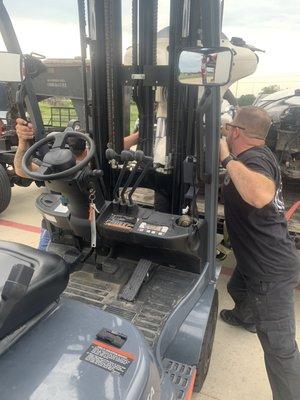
xmin=15 ymin=118 xmax=34 ymax=148
xmin=219 ymin=137 xmax=230 ymax=163
xmin=14 ymin=118 xmax=38 ymax=178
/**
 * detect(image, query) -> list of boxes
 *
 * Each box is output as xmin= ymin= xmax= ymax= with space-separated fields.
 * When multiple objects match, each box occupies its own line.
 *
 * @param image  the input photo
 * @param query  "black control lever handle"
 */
xmin=106 ymin=148 xmax=123 ymax=201
xmin=106 ymin=148 xmax=120 ymax=161
xmin=111 ymin=150 xmax=135 ymax=202
xmin=128 ymin=153 xmax=153 ymax=204
xmin=120 ymin=160 xmax=141 ymax=204
xmin=134 ymin=150 xmax=144 ymax=162
xmin=120 ymin=150 xmax=152 ymax=203
xmin=90 ymin=169 xmax=108 ymax=200
xmin=120 ymin=150 xmax=135 ymax=162
xmin=134 ymin=150 xmax=153 ymax=164
xmin=113 ymin=163 xmax=128 ymax=201
xmin=111 ymin=150 xmax=147 ymax=202
xmin=16 ymin=86 xmax=27 ymax=121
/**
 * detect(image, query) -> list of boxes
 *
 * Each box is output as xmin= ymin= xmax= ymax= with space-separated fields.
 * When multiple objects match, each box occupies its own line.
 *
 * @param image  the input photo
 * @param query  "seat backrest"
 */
xmin=0 ymin=240 xmax=69 ymax=340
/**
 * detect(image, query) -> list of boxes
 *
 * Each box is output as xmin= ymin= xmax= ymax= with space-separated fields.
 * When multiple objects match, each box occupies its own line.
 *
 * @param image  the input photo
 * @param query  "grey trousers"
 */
xmin=227 ymin=267 xmax=300 ymax=400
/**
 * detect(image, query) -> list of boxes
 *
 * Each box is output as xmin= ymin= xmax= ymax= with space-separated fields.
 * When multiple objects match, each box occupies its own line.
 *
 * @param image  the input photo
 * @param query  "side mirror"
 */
xmin=0 ymin=51 xmax=22 ymax=83
xmin=178 ymin=47 xmax=233 ymax=86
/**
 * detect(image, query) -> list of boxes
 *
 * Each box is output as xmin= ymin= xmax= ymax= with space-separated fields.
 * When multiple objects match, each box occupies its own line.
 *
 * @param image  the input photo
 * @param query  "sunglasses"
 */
xmin=225 ymin=123 xmax=267 ymax=140
xmin=225 ymin=123 xmax=245 ymax=131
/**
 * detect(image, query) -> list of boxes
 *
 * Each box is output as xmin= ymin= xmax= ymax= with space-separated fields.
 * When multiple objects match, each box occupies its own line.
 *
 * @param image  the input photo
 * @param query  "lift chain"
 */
xmin=103 ymin=0 xmax=116 ymax=149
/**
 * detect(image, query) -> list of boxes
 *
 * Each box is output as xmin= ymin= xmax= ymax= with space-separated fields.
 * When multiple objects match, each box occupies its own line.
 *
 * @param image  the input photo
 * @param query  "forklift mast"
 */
xmin=85 ymin=0 xmax=221 ymax=280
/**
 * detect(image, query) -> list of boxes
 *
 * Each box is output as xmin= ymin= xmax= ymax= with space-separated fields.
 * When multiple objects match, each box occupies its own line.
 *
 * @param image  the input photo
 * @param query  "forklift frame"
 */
xmin=0 ymin=0 xmax=224 ymax=397
xmin=84 ymin=0 xmax=221 ymax=280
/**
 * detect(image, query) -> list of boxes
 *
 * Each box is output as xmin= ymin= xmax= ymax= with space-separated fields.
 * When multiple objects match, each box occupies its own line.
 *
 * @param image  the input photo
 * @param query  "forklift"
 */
xmin=0 ymin=1 xmax=254 ymax=398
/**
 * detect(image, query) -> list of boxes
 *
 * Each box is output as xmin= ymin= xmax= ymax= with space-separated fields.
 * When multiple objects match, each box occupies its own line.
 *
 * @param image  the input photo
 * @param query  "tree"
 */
xmin=260 ymin=85 xmax=280 ymax=95
xmin=237 ymin=94 xmax=256 ymax=106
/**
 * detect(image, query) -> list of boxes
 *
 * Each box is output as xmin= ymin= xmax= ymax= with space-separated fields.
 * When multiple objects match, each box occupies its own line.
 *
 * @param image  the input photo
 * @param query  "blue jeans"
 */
xmin=38 ymin=228 xmax=51 ymax=251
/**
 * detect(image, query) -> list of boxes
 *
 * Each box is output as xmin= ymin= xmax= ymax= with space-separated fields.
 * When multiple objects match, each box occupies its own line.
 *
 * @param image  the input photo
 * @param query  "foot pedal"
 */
xmin=119 ymin=259 xmax=152 ymax=302
xmin=94 ymin=257 xmax=130 ymax=285
xmin=163 ymin=358 xmax=196 ymax=399
xmin=101 ymin=258 xmax=121 ymax=274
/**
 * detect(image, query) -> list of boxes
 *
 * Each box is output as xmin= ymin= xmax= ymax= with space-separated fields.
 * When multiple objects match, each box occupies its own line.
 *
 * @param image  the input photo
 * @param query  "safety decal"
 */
xmin=80 ymin=340 xmax=135 ymax=376
xmin=104 ymin=214 xmax=135 ymax=232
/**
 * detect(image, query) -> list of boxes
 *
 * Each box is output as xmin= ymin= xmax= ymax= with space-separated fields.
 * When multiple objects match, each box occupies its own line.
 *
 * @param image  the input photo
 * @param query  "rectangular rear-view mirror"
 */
xmin=178 ymin=47 xmax=233 ymax=86
xmin=0 ymin=51 xmax=22 ymax=83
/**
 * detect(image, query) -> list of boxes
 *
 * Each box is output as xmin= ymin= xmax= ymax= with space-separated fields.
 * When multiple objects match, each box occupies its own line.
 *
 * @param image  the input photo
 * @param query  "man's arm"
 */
xmin=226 ymin=161 xmax=275 ymax=208
xmin=220 ymin=138 xmax=275 ymax=209
xmin=123 ymin=132 xmax=139 ymax=150
xmin=14 ymin=118 xmax=38 ymax=178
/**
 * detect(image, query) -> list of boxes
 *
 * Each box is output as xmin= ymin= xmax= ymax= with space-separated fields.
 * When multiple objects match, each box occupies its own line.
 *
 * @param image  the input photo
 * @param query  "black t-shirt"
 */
xmin=223 ymin=146 xmax=300 ymax=282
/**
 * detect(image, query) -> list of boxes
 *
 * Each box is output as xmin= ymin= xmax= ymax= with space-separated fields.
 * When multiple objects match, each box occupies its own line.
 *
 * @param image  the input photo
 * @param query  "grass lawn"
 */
xmin=39 ymin=100 xmax=139 ymax=132
xmin=130 ymin=103 xmax=138 ymax=132
xmin=39 ymin=100 xmax=77 ymax=127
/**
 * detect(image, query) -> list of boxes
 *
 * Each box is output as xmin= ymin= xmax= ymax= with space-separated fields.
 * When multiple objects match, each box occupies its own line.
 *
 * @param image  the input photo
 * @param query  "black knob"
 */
xmin=134 ymin=150 xmax=145 ymax=162
xmin=106 ymin=148 xmax=119 ymax=161
xmin=120 ymin=150 xmax=135 ymax=162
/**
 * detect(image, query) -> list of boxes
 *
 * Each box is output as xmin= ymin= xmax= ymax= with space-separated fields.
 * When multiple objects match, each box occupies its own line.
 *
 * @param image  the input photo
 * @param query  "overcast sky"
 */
xmin=1 ymin=0 xmax=299 ymax=94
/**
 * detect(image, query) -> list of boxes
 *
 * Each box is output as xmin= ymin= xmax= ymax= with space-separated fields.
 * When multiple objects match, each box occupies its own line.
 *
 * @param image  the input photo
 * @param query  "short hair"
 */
xmin=234 ymin=106 xmax=271 ymax=139
xmin=67 ymin=135 xmax=86 ymax=156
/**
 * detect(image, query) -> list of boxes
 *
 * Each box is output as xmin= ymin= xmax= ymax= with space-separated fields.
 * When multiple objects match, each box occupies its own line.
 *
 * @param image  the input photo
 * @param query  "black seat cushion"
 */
xmin=0 ymin=240 xmax=69 ymax=340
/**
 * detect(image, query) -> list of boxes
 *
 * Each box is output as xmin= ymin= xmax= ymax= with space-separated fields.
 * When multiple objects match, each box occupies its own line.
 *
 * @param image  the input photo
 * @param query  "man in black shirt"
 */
xmin=219 ymin=106 xmax=300 ymax=400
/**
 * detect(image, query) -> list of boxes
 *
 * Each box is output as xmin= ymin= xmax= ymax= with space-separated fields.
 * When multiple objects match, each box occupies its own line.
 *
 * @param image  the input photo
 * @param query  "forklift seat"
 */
xmin=0 ymin=240 xmax=69 ymax=340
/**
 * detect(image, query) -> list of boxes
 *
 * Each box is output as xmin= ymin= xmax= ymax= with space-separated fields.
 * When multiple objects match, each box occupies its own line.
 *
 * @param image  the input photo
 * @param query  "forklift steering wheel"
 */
xmin=21 ymin=130 xmax=96 ymax=181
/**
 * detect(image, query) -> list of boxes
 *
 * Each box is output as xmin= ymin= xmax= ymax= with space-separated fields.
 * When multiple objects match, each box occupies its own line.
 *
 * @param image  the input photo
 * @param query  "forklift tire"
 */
xmin=193 ymin=289 xmax=219 ymax=393
xmin=0 ymin=164 xmax=11 ymax=214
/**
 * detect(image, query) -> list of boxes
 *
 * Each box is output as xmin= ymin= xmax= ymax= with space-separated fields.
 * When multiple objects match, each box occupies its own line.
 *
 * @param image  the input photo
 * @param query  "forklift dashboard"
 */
xmin=97 ymin=201 xmax=205 ymax=266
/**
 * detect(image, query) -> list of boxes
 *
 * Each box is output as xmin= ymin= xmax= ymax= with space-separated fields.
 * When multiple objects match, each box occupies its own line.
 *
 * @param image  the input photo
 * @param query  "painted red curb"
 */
xmin=0 ymin=219 xmax=41 ymax=234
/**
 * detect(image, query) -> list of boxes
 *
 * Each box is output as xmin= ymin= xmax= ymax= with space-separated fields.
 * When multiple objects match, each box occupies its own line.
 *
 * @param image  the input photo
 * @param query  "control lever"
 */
xmin=16 ymin=85 xmax=27 ymax=121
xmin=128 ymin=152 xmax=153 ymax=204
xmin=90 ymin=169 xmax=108 ymax=200
xmin=120 ymin=150 xmax=144 ymax=204
xmin=106 ymin=148 xmax=120 ymax=163
xmin=106 ymin=148 xmax=123 ymax=201
xmin=120 ymin=150 xmax=136 ymax=163
xmin=106 ymin=149 xmax=134 ymax=202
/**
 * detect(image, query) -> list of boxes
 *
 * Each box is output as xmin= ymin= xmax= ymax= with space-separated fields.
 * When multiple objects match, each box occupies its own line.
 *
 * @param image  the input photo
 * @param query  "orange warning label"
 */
xmin=81 ymin=340 xmax=135 ymax=376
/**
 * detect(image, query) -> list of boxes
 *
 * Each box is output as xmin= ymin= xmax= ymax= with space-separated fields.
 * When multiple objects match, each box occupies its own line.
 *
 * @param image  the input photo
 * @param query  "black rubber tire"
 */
xmin=0 ymin=164 xmax=12 ymax=214
xmin=193 ymin=289 xmax=219 ymax=393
